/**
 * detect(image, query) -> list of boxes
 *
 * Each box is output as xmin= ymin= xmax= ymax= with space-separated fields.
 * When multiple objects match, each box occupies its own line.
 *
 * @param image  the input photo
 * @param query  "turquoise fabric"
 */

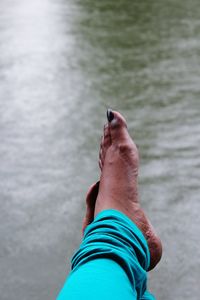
xmin=57 ymin=209 xmax=155 ymax=300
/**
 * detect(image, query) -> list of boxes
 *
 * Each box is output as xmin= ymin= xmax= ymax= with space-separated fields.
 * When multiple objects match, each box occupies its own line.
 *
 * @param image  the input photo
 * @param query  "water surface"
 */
xmin=0 ymin=0 xmax=200 ymax=299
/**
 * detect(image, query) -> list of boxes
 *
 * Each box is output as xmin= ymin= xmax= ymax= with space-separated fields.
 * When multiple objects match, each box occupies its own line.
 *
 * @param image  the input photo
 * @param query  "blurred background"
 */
xmin=0 ymin=0 xmax=200 ymax=299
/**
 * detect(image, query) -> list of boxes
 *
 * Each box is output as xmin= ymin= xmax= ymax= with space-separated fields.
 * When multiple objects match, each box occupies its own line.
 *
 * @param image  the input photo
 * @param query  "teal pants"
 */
xmin=57 ymin=210 xmax=155 ymax=300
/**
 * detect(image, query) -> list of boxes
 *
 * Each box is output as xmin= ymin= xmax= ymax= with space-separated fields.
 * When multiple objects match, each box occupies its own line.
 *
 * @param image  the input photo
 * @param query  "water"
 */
xmin=0 ymin=0 xmax=200 ymax=299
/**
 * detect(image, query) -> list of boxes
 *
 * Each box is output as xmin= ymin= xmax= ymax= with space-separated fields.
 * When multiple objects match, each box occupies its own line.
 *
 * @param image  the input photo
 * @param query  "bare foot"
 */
xmin=81 ymin=123 xmax=112 ymax=234
xmin=94 ymin=110 xmax=162 ymax=270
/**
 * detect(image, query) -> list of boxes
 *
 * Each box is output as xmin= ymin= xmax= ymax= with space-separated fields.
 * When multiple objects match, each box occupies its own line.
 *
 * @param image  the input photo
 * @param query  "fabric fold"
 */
xmin=71 ymin=209 xmax=153 ymax=299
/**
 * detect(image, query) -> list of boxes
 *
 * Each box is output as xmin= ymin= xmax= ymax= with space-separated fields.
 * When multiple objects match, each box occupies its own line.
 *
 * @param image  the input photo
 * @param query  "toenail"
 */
xmin=107 ymin=109 xmax=114 ymax=122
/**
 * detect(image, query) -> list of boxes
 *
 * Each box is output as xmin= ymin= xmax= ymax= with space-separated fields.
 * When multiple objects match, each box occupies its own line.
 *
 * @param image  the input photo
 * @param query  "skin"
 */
xmin=82 ymin=110 xmax=162 ymax=270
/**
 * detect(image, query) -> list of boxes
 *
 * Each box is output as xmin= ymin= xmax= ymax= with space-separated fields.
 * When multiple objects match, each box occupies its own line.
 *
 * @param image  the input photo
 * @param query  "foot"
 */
xmin=94 ymin=110 xmax=162 ymax=270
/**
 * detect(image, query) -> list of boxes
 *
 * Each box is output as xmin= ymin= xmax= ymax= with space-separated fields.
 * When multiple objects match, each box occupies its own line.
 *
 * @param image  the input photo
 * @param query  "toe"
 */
xmin=98 ymin=123 xmax=112 ymax=171
xmin=99 ymin=136 xmax=104 ymax=170
xmin=98 ymin=159 xmax=103 ymax=170
xmin=99 ymin=147 xmax=104 ymax=170
xmin=107 ymin=110 xmax=130 ymax=143
xmin=107 ymin=109 xmax=127 ymax=128
xmin=103 ymin=123 xmax=111 ymax=149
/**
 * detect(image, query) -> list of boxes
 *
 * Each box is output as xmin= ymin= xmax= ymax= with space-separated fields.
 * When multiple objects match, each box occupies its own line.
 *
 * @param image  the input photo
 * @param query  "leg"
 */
xmin=95 ymin=110 xmax=162 ymax=270
xmin=57 ymin=210 xmax=155 ymax=300
xmin=84 ymin=110 xmax=162 ymax=270
xmin=57 ymin=110 xmax=162 ymax=299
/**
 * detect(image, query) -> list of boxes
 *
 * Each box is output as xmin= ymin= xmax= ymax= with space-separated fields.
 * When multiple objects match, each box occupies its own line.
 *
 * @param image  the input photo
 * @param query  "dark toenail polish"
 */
xmin=107 ymin=109 xmax=114 ymax=122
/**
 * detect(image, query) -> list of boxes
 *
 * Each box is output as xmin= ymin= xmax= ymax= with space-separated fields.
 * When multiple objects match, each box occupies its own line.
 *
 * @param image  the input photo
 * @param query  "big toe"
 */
xmin=107 ymin=109 xmax=130 ymax=143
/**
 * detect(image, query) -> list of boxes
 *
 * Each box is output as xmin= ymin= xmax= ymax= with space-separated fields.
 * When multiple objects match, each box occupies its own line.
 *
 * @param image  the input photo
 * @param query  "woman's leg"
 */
xmin=57 ymin=110 xmax=162 ymax=299
xmin=57 ymin=210 xmax=155 ymax=300
xmin=95 ymin=110 xmax=162 ymax=270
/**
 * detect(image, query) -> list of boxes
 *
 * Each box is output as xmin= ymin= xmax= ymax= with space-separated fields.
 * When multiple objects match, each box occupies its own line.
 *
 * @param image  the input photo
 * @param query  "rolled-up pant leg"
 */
xmin=57 ymin=209 xmax=155 ymax=300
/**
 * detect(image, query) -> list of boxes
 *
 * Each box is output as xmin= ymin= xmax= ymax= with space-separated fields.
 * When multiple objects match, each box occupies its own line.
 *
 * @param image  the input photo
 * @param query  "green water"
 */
xmin=0 ymin=0 xmax=199 ymax=299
